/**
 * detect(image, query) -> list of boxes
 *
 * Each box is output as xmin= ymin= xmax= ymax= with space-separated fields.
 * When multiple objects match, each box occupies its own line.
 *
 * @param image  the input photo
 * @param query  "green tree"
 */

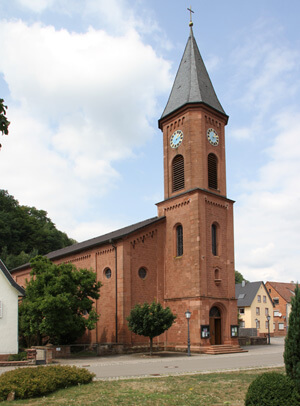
xmin=284 ymin=283 xmax=300 ymax=392
xmin=235 ymin=270 xmax=247 ymax=284
xmin=0 ymin=190 xmax=76 ymax=269
xmin=19 ymin=256 xmax=101 ymax=346
xmin=0 ymin=99 xmax=10 ymax=149
xmin=127 ymin=300 xmax=176 ymax=355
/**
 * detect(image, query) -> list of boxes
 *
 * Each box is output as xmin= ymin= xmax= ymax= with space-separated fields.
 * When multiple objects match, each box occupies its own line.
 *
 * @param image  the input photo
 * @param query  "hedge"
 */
xmin=0 ymin=365 xmax=95 ymax=401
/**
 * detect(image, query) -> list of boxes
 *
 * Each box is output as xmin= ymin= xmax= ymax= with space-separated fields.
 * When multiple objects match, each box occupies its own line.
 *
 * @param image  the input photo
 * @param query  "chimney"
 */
xmin=242 ymin=280 xmax=246 ymax=288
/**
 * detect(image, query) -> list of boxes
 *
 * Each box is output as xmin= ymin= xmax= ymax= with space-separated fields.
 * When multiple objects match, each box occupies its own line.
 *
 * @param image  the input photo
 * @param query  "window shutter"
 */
xmin=172 ymin=155 xmax=184 ymax=192
xmin=208 ymin=153 xmax=218 ymax=189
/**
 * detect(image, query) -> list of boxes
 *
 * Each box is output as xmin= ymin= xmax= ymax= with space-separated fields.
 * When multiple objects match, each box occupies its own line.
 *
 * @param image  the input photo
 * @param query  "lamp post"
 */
xmin=185 ymin=310 xmax=191 ymax=356
xmin=267 ymin=315 xmax=271 ymax=345
xmin=255 ymin=318 xmax=258 ymax=332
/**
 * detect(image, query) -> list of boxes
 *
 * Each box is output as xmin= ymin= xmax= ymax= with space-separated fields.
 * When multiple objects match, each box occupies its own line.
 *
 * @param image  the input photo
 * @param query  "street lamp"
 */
xmin=185 ymin=310 xmax=191 ymax=356
xmin=267 ymin=315 xmax=271 ymax=345
xmin=255 ymin=318 xmax=258 ymax=331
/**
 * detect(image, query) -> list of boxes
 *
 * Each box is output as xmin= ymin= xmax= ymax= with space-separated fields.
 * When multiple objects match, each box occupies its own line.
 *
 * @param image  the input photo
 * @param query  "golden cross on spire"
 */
xmin=187 ymin=6 xmax=194 ymax=27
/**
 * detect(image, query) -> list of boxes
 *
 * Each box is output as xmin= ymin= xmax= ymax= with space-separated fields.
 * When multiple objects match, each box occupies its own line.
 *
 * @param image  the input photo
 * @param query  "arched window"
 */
xmin=211 ymin=223 xmax=217 ymax=256
xmin=172 ymin=155 xmax=184 ymax=192
xmin=104 ymin=268 xmax=112 ymax=279
xmin=176 ymin=224 xmax=183 ymax=256
xmin=208 ymin=153 xmax=218 ymax=189
xmin=209 ymin=306 xmax=221 ymax=318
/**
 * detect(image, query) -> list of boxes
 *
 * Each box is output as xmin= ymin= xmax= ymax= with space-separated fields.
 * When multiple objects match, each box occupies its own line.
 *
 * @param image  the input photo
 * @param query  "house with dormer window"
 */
xmin=236 ymin=281 xmax=274 ymax=336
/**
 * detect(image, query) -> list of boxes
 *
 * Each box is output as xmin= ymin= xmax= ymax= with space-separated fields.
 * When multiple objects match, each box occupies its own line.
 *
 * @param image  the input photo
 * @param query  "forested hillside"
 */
xmin=0 ymin=190 xmax=76 ymax=269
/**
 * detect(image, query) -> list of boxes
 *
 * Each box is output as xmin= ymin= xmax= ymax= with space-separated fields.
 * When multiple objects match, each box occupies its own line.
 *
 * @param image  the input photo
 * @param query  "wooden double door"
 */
xmin=209 ymin=306 xmax=222 ymax=345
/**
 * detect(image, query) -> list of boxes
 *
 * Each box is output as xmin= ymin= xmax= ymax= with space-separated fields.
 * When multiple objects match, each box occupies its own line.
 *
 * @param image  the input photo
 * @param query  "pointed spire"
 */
xmin=160 ymin=28 xmax=227 ymax=121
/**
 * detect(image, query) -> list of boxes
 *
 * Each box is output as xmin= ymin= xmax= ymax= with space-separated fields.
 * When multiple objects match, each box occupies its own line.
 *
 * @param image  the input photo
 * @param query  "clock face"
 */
xmin=170 ymin=130 xmax=184 ymax=149
xmin=207 ymin=128 xmax=219 ymax=146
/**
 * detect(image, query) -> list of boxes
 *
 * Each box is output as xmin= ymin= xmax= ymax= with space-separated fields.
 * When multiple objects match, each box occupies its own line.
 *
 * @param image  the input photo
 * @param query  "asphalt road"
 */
xmin=0 ymin=338 xmax=284 ymax=380
xmin=58 ymin=337 xmax=285 ymax=380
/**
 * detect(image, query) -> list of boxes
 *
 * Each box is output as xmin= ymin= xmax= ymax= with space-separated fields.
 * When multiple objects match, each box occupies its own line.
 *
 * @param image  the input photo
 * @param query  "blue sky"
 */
xmin=0 ymin=0 xmax=300 ymax=283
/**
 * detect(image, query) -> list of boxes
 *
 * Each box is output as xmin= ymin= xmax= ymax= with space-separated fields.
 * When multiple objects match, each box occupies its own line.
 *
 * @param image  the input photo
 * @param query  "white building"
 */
xmin=0 ymin=259 xmax=25 ymax=356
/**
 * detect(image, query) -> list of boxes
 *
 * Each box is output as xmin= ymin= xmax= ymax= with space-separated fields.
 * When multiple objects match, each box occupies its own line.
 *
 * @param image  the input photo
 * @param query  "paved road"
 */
xmin=58 ymin=337 xmax=285 ymax=380
xmin=0 ymin=338 xmax=284 ymax=380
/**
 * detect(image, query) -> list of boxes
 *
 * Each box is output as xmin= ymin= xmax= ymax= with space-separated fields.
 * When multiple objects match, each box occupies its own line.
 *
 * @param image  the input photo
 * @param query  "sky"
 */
xmin=0 ymin=0 xmax=300 ymax=283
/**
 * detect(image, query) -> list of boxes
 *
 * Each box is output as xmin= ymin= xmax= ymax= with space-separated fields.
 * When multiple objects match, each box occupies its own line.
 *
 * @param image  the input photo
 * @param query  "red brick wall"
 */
xmin=157 ymin=193 xmax=201 ymax=301
xmin=203 ymin=194 xmax=235 ymax=300
xmin=124 ymin=225 xmax=164 ymax=345
xmin=161 ymin=105 xmax=228 ymax=200
xmin=157 ymin=101 xmax=237 ymax=348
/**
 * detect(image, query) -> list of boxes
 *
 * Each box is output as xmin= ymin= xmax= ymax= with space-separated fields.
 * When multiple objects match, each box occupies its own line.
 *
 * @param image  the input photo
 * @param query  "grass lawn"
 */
xmin=0 ymin=367 xmax=284 ymax=406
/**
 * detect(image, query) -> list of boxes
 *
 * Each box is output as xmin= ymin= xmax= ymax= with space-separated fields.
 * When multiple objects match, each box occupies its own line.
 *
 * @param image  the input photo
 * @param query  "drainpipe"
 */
xmin=110 ymin=239 xmax=118 ymax=343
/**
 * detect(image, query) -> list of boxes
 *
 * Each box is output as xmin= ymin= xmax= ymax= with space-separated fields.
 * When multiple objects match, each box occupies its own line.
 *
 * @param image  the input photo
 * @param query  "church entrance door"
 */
xmin=209 ymin=306 xmax=222 ymax=345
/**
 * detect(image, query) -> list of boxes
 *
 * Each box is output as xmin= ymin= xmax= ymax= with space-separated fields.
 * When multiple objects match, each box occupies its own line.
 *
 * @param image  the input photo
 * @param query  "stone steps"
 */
xmin=203 ymin=344 xmax=248 ymax=355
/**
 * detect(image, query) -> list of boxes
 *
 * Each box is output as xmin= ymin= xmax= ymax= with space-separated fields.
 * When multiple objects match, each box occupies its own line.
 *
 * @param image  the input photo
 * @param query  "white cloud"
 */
xmin=16 ymin=0 xmax=55 ymax=13
xmin=0 ymin=19 xmax=171 ymax=237
xmin=229 ymin=20 xmax=300 ymax=142
xmin=235 ymin=111 xmax=300 ymax=282
xmin=13 ymin=0 xmax=161 ymax=39
xmin=230 ymin=127 xmax=252 ymax=140
xmin=71 ymin=219 xmax=126 ymax=243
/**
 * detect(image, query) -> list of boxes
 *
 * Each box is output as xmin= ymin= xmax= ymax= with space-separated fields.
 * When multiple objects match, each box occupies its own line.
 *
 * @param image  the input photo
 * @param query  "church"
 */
xmin=12 ymin=21 xmax=239 ymax=352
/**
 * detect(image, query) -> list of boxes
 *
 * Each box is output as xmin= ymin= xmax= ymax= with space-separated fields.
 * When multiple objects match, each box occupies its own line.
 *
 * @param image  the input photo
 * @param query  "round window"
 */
xmin=104 ymin=268 xmax=112 ymax=279
xmin=138 ymin=267 xmax=147 ymax=279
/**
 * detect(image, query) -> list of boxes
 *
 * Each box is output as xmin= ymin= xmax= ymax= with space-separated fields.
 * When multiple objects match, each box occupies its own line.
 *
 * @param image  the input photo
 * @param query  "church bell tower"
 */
xmin=157 ymin=21 xmax=238 ymax=349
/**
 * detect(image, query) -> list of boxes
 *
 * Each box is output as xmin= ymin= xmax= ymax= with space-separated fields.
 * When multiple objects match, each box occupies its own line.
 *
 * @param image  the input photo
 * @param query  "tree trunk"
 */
xmin=150 ymin=337 xmax=153 ymax=355
xmin=37 ymin=331 xmax=42 ymax=346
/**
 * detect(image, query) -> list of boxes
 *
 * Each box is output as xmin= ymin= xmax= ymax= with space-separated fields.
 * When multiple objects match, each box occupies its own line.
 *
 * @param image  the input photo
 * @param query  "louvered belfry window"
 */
xmin=172 ymin=154 xmax=184 ymax=192
xmin=208 ymin=153 xmax=218 ymax=189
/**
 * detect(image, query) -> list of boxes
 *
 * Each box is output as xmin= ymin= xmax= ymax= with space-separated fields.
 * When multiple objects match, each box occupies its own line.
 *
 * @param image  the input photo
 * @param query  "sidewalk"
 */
xmin=0 ymin=337 xmax=285 ymax=380
xmin=57 ymin=337 xmax=285 ymax=380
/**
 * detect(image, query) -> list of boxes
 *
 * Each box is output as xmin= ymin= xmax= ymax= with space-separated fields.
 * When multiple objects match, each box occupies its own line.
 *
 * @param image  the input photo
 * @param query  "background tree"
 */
xmin=0 ymin=190 xmax=76 ymax=269
xmin=0 ymin=99 xmax=10 ymax=149
xmin=235 ymin=270 xmax=248 ymax=284
xmin=127 ymin=300 xmax=176 ymax=355
xmin=284 ymin=283 xmax=300 ymax=392
xmin=19 ymin=256 xmax=101 ymax=346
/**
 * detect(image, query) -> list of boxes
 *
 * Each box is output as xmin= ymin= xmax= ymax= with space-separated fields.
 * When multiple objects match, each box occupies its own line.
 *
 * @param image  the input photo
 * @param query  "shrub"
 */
xmin=245 ymin=372 xmax=300 ymax=406
xmin=8 ymin=352 xmax=27 ymax=361
xmin=0 ymin=365 xmax=95 ymax=401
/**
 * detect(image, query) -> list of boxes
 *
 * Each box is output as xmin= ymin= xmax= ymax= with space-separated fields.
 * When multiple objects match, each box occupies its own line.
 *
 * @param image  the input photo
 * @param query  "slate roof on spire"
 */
xmin=160 ymin=27 xmax=226 ymax=120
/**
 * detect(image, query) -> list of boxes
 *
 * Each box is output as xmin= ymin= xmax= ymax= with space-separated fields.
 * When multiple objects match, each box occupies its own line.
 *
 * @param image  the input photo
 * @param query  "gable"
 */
xmin=236 ymin=281 xmax=263 ymax=307
xmin=0 ymin=259 xmax=25 ymax=296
